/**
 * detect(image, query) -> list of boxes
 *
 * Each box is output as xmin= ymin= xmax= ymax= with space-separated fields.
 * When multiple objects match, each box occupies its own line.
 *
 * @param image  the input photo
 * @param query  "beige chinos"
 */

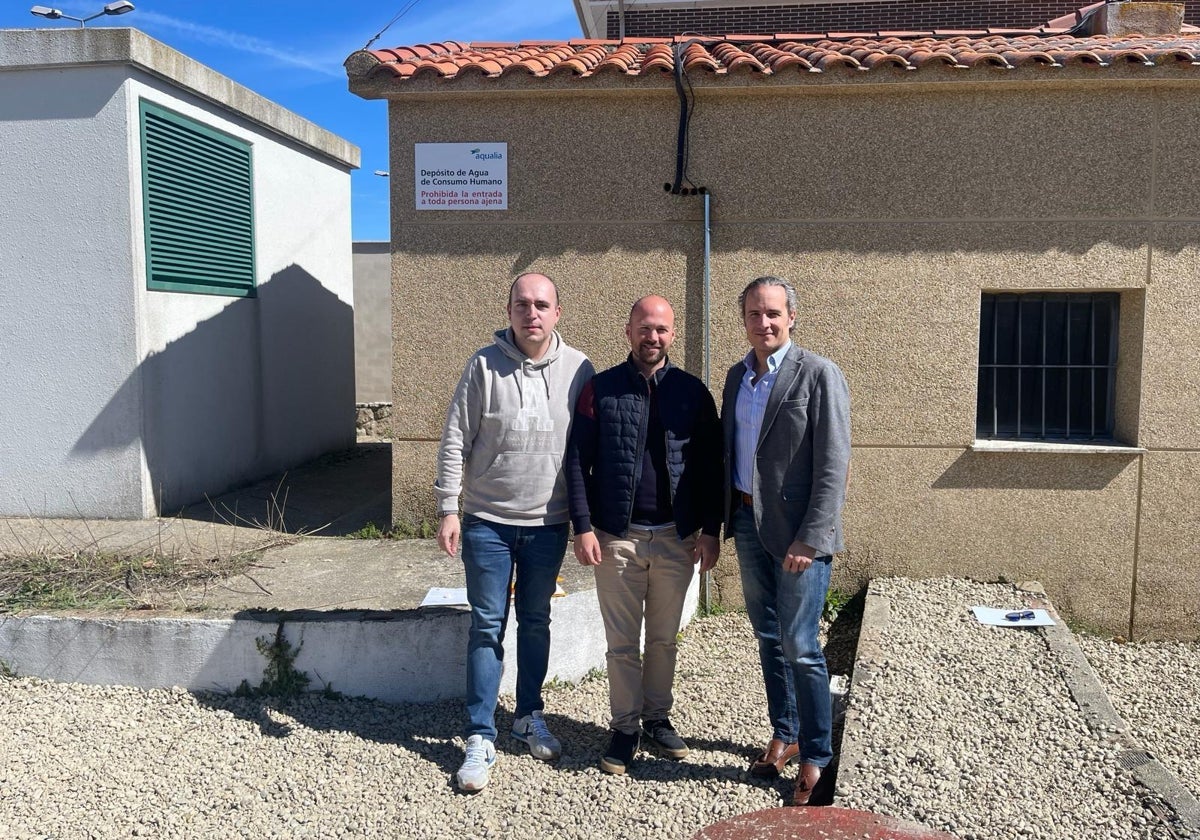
xmin=593 ymin=526 xmax=697 ymax=735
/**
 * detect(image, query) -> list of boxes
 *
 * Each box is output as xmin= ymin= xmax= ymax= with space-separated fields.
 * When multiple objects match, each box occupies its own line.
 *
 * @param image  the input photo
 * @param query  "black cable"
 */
xmin=682 ymin=55 xmax=697 ymax=191
xmin=669 ymin=41 xmax=690 ymax=195
xmin=363 ymin=0 xmax=426 ymax=50
xmin=667 ymin=38 xmax=711 ymax=195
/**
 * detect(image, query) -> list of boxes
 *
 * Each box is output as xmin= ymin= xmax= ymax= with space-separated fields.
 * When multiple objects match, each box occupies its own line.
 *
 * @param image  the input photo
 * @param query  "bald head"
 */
xmin=629 ymin=295 xmax=673 ymax=323
xmin=626 ymin=295 xmax=676 ymax=376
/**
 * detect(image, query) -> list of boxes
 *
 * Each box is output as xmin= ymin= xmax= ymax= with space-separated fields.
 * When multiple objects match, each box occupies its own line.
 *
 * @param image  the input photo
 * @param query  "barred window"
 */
xmin=977 ymin=292 xmax=1119 ymax=441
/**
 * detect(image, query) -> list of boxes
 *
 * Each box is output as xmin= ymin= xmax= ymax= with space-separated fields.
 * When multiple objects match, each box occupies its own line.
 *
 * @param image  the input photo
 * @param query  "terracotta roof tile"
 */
xmin=348 ymin=33 xmax=1200 ymax=85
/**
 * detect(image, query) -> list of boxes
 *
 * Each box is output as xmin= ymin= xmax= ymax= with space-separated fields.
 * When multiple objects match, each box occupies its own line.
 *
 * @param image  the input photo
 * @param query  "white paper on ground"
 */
xmin=971 ymin=606 xmax=1056 ymax=627
xmin=419 ymin=583 xmax=568 ymax=608
xmin=420 ymin=587 xmax=470 ymax=608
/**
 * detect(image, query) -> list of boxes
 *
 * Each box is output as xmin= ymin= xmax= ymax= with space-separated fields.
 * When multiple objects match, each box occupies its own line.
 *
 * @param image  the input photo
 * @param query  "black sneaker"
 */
xmin=600 ymin=729 xmax=640 ymax=775
xmin=642 ymin=718 xmax=689 ymax=759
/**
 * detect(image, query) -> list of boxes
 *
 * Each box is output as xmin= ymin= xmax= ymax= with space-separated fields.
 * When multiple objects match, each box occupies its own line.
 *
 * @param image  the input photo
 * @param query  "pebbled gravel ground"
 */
xmin=836 ymin=577 xmax=1193 ymax=840
xmin=0 ymin=613 xmax=811 ymax=840
xmin=1 ymin=578 xmax=1195 ymax=840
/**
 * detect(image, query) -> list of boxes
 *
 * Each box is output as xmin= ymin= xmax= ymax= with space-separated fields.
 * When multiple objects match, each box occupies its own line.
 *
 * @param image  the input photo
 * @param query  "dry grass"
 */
xmin=0 ymin=483 xmax=301 ymax=612
xmin=0 ymin=546 xmax=263 ymax=612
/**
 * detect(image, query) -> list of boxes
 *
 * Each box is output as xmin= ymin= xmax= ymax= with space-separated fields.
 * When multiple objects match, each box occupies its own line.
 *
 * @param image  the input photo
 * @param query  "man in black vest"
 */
xmin=565 ymin=295 xmax=723 ymax=775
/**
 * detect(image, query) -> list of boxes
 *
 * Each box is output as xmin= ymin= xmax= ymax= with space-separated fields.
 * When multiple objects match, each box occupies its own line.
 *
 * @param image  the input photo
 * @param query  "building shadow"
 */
xmin=932 ymin=449 xmax=1135 ymax=491
xmin=173 ymin=441 xmax=392 ymax=536
xmin=73 ymin=264 xmax=355 ymax=516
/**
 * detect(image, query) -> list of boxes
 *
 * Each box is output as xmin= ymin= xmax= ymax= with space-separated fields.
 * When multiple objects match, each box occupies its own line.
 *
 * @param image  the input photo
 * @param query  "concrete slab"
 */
xmin=182 ymin=534 xmax=598 ymax=614
xmin=0 ymin=442 xmax=701 ymax=704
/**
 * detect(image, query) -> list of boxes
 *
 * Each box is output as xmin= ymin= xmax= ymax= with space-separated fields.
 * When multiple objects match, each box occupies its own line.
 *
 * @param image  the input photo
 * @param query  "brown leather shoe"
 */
xmin=749 ymin=738 xmax=799 ymax=777
xmin=790 ymin=763 xmax=822 ymax=806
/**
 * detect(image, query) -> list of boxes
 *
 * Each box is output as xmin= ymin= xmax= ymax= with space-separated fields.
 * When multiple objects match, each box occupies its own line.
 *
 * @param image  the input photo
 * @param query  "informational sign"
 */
xmin=414 ymin=142 xmax=508 ymax=210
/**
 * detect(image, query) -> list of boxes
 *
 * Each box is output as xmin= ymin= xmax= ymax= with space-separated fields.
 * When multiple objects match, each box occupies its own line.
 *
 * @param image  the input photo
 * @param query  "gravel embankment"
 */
xmin=837 ymin=577 xmax=1191 ymax=840
xmin=1 ymin=578 xmax=1195 ymax=839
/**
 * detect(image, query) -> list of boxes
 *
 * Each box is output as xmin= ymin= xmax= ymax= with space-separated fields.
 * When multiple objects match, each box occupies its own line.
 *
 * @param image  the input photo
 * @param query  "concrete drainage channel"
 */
xmin=1034 ymin=596 xmax=1200 ymax=836
xmin=838 ymin=579 xmax=1200 ymax=840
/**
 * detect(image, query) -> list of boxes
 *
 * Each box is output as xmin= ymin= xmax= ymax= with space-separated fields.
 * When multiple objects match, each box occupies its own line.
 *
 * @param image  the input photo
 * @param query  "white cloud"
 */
xmin=133 ymin=10 xmax=346 ymax=78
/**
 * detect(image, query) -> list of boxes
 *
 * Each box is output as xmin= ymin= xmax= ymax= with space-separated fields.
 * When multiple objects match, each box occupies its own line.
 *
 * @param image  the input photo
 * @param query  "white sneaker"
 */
xmin=510 ymin=710 xmax=562 ymax=761
xmin=456 ymin=734 xmax=496 ymax=792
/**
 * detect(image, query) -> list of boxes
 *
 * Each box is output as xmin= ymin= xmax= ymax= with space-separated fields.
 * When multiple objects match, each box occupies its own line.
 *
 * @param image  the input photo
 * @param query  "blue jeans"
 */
xmin=732 ymin=504 xmax=833 ymax=768
xmin=460 ymin=514 xmax=568 ymax=742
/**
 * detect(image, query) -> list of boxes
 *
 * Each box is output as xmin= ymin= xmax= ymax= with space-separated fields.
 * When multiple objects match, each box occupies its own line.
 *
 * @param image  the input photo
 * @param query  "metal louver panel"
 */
xmin=140 ymin=100 xmax=256 ymax=297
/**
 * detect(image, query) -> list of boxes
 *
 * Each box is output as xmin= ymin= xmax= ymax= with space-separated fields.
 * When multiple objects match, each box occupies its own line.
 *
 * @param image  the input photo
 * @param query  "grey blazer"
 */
xmin=721 ymin=344 xmax=851 ymax=559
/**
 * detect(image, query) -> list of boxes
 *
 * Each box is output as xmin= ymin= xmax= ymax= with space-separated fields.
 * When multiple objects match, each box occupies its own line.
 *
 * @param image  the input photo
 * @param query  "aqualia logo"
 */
xmin=469 ymin=147 xmax=503 ymax=161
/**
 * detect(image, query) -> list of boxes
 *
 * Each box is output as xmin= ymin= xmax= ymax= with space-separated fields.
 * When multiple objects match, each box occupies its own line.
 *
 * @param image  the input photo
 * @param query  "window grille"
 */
xmin=140 ymin=100 xmax=256 ymax=297
xmin=976 ymin=292 xmax=1119 ymax=441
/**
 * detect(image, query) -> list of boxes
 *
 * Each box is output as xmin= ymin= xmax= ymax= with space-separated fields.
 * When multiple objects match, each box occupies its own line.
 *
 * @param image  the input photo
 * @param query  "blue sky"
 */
xmin=5 ymin=0 xmax=585 ymax=239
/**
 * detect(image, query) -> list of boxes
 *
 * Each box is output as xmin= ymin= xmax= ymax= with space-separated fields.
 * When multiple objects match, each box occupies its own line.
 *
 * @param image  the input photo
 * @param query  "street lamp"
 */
xmin=30 ymin=2 xmax=135 ymax=27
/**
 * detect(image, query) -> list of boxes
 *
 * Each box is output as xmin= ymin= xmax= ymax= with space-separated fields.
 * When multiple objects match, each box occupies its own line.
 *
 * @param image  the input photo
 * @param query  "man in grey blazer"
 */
xmin=721 ymin=275 xmax=851 ymax=806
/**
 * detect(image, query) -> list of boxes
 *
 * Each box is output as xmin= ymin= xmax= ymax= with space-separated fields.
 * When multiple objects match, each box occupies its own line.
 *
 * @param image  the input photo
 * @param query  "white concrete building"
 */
xmin=0 ymin=28 xmax=360 ymax=518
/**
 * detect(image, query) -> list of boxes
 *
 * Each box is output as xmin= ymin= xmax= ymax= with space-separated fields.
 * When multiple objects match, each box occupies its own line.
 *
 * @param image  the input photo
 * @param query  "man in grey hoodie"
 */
xmin=435 ymin=272 xmax=594 ymax=793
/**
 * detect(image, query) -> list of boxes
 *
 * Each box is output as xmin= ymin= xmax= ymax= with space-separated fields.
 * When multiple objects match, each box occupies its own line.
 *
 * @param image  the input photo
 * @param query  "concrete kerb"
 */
xmin=837 ymin=579 xmax=1200 ymax=839
xmin=0 ymin=596 xmax=610 ymax=704
xmin=834 ymin=578 xmax=889 ymax=801
xmin=1027 ymin=587 xmax=1200 ymax=839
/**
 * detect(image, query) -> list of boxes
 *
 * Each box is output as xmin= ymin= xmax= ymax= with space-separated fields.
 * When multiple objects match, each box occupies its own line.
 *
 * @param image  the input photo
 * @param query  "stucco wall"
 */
xmin=0 ymin=65 xmax=144 ymax=517
xmin=1 ymin=29 xmax=358 ymax=519
xmin=382 ymin=77 xmax=1199 ymax=639
xmin=129 ymin=74 xmax=356 ymax=514
xmin=352 ymin=242 xmax=392 ymax=405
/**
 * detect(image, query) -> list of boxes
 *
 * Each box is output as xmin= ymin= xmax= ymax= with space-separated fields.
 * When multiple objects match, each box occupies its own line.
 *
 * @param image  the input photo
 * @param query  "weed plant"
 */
xmin=0 ymin=548 xmax=259 ymax=612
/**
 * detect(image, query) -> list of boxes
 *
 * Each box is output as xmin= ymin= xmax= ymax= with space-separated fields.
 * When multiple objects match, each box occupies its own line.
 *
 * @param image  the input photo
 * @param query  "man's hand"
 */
xmin=693 ymin=534 xmax=719 ymax=572
xmin=574 ymin=530 xmax=602 ymax=566
xmin=436 ymin=513 xmax=460 ymax=557
xmin=783 ymin=539 xmax=816 ymax=574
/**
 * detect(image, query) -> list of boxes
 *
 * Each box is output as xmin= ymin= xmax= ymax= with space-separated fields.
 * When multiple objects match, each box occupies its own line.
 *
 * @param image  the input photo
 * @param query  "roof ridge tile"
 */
xmin=348 ymin=33 xmax=1200 ymax=85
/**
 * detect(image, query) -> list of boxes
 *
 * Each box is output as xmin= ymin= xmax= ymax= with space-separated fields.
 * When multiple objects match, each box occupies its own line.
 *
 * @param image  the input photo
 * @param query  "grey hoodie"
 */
xmin=435 ymin=328 xmax=593 ymax=526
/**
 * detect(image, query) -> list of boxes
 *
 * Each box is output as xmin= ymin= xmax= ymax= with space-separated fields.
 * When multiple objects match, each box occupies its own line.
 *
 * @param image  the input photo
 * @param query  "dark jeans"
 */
xmin=732 ymin=504 xmax=833 ymax=767
xmin=460 ymin=514 xmax=568 ymax=742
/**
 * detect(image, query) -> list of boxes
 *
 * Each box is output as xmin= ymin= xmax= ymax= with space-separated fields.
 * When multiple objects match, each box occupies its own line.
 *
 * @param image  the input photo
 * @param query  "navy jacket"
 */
xmin=566 ymin=357 xmax=723 ymax=540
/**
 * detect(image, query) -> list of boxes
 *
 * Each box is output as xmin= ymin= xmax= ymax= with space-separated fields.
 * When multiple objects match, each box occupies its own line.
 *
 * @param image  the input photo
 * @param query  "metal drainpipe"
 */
xmin=703 ymin=191 xmax=712 ymax=388
xmin=701 ymin=189 xmax=713 ymax=613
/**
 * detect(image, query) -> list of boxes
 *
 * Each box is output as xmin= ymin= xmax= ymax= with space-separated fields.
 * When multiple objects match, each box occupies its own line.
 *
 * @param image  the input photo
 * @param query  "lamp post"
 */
xmin=30 ymin=1 xmax=135 ymax=27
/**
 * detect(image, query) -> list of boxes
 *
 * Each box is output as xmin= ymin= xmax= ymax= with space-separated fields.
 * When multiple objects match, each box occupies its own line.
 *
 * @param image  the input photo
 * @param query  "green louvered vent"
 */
xmin=140 ymin=100 xmax=256 ymax=297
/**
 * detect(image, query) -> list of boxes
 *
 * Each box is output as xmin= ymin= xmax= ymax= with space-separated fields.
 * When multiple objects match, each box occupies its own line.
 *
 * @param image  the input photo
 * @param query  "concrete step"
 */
xmin=0 ymin=535 xmax=698 ymax=703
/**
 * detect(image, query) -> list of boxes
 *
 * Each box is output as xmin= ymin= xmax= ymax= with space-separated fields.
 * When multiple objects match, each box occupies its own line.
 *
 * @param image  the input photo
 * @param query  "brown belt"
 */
xmin=740 ymin=492 xmax=753 ymax=507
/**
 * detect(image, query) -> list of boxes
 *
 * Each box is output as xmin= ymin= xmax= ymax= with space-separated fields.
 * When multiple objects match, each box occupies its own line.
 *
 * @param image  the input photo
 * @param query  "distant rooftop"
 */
xmin=573 ymin=0 xmax=1200 ymax=40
